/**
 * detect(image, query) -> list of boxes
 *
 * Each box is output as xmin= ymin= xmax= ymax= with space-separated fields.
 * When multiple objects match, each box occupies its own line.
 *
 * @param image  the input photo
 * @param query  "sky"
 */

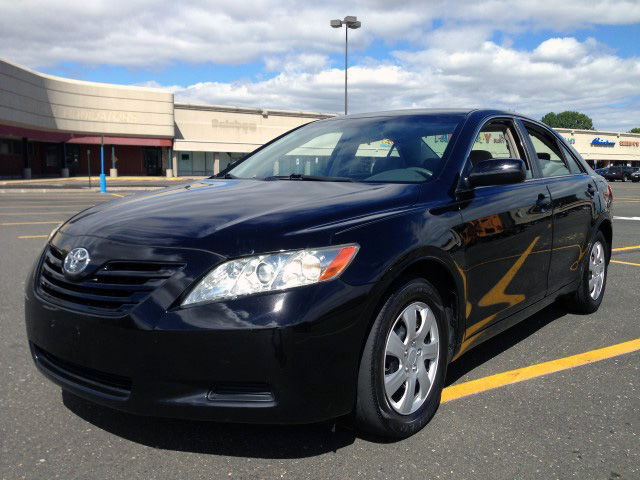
xmin=1 ymin=0 xmax=640 ymax=131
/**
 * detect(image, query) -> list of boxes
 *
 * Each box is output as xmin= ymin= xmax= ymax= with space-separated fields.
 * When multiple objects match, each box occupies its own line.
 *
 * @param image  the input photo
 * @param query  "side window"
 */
xmin=523 ymin=124 xmax=571 ymax=177
xmin=470 ymin=120 xmax=533 ymax=178
xmin=560 ymin=144 xmax=584 ymax=174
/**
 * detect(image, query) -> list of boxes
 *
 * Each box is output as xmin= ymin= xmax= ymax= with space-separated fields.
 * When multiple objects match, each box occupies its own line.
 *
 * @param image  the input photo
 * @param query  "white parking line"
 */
xmin=613 ymin=216 xmax=640 ymax=221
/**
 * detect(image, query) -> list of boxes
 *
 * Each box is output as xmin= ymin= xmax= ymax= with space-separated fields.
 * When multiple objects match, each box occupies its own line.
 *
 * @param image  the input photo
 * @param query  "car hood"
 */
xmin=59 ymin=179 xmax=421 ymax=256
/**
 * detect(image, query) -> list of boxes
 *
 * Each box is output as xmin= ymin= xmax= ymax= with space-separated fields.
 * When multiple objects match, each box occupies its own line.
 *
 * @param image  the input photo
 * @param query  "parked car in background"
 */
xmin=594 ymin=167 xmax=608 ymax=176
xmin=631 ymin=168 xmax=640 ymax=182
xmin=604 ymin=165 xmax=634 ymax=181
xmin=25 ymin=109 xmax=613 ymax=439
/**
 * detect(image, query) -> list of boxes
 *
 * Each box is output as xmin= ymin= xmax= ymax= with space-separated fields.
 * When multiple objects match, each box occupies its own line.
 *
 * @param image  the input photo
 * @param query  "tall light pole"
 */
xmin=330 ymin=16 xmax=361 ymax=115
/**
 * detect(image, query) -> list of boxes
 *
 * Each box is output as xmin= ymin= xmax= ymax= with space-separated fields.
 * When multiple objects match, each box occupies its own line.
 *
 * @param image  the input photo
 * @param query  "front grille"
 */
xmin=32 ymin=344 xmax=132 ymax=399
xmin=37 ymin=245 xmax=184 ymax=315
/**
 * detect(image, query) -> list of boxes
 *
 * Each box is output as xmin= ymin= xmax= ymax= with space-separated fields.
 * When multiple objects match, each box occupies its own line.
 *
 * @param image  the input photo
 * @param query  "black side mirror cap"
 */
xmin=467 ymin=158 xmax=527 ymax=187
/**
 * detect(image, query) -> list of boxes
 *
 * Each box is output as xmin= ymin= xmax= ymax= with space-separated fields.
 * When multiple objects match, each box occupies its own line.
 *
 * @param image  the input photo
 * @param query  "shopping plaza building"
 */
xmin=0 ymin=57 xmax=333 ymax=179
xmin=1 ymin=56 xmax=639 ymax=178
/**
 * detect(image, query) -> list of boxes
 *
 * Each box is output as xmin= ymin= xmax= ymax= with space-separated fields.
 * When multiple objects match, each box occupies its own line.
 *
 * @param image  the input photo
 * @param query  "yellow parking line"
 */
xmin=111 ymin=193 xmax=125 ymax=198
xmin=610 ymin=260 xmax=640 ymax=267
xmin=18 ymin=235 xmax=48 ymax=239
xmin=441 ymin=338 xmax=640 ymax=403
xmin=1 ymin=221 xmax=62 ymax=226
xmin=612 ymin=245 xmax=640 ymax=252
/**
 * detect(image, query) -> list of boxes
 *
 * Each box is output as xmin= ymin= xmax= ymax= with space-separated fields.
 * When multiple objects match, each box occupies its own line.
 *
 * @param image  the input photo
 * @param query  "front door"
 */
xmin=144 ymin=148 xmax=162 ymax=176
xmin=456 ymin=118 xmax=553 ymax=340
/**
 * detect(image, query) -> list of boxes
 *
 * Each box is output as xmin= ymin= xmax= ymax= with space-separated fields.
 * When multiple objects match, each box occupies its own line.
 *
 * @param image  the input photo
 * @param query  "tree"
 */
xmin=629 ymin=128 xmax=640 ymax=134
xmin=541 ymin=111 xmax=594 ymax=130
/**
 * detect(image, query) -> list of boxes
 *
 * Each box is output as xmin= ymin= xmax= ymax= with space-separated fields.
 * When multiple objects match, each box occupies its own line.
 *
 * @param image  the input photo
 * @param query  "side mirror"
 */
xmin=467 ymin=158 xmax=526 ymax=187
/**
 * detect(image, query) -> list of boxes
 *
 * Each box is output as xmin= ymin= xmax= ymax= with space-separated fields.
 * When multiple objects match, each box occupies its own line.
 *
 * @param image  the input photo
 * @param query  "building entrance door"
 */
xmin=143 ymin=148 xmax=162 ymax=176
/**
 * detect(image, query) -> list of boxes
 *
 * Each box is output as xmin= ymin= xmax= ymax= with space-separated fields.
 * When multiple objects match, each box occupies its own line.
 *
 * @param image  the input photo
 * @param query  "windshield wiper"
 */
xmin=264 ymin=174 xmax=354 ymax=182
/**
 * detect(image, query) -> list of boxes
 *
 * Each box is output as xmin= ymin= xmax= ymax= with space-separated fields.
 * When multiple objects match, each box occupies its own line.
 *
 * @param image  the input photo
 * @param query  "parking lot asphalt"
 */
xmin=1 ymin=183 xmax=638 ymax=480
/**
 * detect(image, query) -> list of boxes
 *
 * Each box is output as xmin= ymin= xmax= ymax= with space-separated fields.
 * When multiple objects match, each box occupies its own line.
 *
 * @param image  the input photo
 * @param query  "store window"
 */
xmin=179 ymin=152 xmax=192 ymax=174
xmin=177 ymin=151 xmax=223 ymax=175
xmin=0 ymin=139 xmax=23 ymax=155
xmin=45 ymin=144 xmax=59 ymax=167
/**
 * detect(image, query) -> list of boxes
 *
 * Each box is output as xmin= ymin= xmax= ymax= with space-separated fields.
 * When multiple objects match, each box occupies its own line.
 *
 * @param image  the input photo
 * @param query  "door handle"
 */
xmin=536 ymin=193 xmax=551 ymax=212
xmin=586 ymin=184 xmax=596 ymax=197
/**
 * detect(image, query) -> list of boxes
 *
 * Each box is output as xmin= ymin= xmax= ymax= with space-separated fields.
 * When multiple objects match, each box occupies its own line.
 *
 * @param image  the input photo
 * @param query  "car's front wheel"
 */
xmin=355 ymin=277 xmax=448 ymax=438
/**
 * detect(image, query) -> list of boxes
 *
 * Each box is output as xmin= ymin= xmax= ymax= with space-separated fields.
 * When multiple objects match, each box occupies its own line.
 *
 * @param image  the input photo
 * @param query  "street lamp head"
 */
xmin=348 ymin=21 xmax=361 ymax=29
xmin=343 ymin=16 xmax=357 ymax=23
xmin=330 ymin=19 xmax=343 ymax=28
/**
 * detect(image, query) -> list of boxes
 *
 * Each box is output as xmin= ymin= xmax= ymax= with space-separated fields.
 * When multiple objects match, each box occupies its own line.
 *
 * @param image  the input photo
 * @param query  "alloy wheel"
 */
xmin=588 ymin=240 xmax=605 ymax=300
xmin=383 ymin=302 xmax=439 ymax=415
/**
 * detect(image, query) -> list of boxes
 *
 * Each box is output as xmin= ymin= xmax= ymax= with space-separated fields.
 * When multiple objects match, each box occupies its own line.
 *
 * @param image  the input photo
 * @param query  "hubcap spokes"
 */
xmin=588 ymin=241 xmax=605 ymax=300
xmin=384 ymin=302 xmax=439 ymax=415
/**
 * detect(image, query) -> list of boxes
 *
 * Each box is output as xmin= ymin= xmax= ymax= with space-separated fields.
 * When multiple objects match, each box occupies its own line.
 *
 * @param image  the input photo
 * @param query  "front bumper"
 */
xmin=25 ymin=236 xmax=375 ymax=424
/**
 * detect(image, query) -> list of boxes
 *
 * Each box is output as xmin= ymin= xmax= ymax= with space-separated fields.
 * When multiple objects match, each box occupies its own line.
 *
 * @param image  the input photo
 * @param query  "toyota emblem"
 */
xmin=63 ymin=248 xmax=91 ymax=275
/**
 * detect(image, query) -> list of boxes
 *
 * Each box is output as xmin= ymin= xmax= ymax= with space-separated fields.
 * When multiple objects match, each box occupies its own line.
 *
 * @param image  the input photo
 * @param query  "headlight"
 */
xmin=181 ymin=244 xmax=359 ymax=306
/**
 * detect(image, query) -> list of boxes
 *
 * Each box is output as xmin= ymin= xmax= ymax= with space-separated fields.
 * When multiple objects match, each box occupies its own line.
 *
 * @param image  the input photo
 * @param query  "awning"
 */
xmin=0 ymin=123 xmax=172 ymax=147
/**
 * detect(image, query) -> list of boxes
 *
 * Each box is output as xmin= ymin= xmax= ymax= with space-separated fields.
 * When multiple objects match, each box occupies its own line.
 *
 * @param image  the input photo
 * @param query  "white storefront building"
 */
xmin=1 ymin=56 xmax=638 ymax=178
xmin=555 ymin=128 xmax=640 ymax=168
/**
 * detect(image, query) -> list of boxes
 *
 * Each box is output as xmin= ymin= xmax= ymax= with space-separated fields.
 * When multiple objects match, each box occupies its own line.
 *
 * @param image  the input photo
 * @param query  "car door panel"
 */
xmin=544 ymin=175 xmax=596 ymax=293
xmin=519 ymin=120 xmax=598 ymax=294
xmin=457 ymin=182 xmax=553 ymax=339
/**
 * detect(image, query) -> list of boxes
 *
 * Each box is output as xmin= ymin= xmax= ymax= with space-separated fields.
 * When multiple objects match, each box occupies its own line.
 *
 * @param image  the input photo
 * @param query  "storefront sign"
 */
xmin=563 ymin=137 xmax=576 ymax=144
xmin=472 ymin=133 xmax=505 ymax=144
xmin=620 ymin=141 xmax=639 ymax=147
xmin=211 ymin=119 xmax=257 ymax=133
xmin=591 ymin=137 xmax=615 ymax=146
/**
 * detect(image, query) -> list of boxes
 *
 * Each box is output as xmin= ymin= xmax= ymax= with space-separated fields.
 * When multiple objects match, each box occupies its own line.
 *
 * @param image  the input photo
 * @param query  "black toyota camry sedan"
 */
xmin=25 ymin=109 xmax=613 ymax=438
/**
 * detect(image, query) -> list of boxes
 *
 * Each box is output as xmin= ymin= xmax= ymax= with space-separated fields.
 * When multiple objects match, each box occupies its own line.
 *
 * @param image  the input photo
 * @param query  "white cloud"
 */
xmin=532 ymin=37 xmax=589 ymax=63
xmin=1 ymin=0 xmax=639 ymax=130
xmin=169 ymin=37 xmax=640 ymax=131
xmin=2 ymin=0 xmax=640 ymax=68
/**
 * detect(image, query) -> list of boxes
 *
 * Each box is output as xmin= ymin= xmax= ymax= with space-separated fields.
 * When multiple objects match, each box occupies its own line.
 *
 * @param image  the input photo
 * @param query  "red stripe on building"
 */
xmin=0 ymin=124 xmax=171 ymax=147
xmin=66 ymin=136 xmax=172 ymax=147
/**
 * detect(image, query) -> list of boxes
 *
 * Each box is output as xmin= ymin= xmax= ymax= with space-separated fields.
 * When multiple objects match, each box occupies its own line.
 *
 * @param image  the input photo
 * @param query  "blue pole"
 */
xmin=111 ymin=145 xmax=115 ymax=170
xmin=99 ymin=135 xmax=107 ymax=193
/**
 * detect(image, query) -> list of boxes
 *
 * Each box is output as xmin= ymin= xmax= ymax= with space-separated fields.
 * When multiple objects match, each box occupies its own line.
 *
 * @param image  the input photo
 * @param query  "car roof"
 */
xmin=314 ymin=108 xmax=531 ymax=122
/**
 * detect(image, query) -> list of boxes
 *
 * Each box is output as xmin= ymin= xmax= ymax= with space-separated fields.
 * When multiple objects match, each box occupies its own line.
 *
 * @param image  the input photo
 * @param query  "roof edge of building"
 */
xmin=555 ymin=127 xmax=640 ymax=137
xmin=174 ymin=102 xmax=335 ymax=119
xmin=0 ymin=55 xmax=174 ymax=96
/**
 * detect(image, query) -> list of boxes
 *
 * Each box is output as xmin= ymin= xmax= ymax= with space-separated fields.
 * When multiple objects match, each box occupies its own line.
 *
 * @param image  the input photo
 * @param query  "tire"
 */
xmin=355 ymin=277 xmax=449 ymax=438
xmin=564 ymin=231 xmax=608 ymax=314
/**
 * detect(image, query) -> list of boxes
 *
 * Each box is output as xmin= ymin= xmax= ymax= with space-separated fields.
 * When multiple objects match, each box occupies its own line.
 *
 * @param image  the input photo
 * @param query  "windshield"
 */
xmin=227 ymin=114 xmax=464 ymax=183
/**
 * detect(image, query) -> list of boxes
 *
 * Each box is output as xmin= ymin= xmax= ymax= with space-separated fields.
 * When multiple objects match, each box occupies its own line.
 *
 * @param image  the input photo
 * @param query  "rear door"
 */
xmin=457 ymin=117 xmax=553 ymax=339
xmin=519 ymin=120 xmax=596 ymax=295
